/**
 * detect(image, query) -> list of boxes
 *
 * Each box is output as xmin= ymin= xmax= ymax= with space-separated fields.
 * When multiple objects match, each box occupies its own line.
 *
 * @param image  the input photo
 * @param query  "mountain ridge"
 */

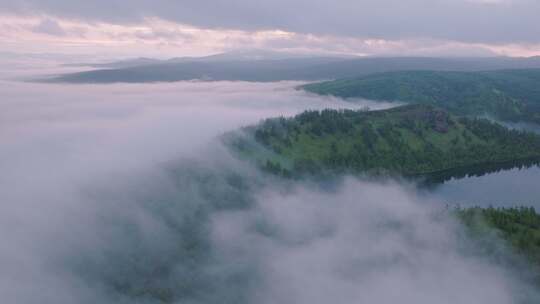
xmin=43 ymin=56 xmax=540 ymax=83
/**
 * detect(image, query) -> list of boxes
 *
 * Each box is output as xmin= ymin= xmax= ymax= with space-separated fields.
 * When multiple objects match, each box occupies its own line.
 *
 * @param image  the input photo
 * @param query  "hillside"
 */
xmin=226 ymin=105 xmax=540 ymax=177
xmin=43 ymin=56 xmax=540 ymax=84
xmin=302 ymin=69 xmax=540 ymax=124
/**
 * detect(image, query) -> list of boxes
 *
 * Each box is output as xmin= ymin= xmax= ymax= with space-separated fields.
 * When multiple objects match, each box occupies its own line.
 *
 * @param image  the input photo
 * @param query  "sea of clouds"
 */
xmin=0 ymin=63 xmax=538 ymax=303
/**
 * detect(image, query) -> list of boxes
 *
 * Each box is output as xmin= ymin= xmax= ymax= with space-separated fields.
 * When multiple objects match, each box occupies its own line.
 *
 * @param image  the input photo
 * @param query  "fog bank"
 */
xmin=0 ymin=77 xmax=537 ymax=303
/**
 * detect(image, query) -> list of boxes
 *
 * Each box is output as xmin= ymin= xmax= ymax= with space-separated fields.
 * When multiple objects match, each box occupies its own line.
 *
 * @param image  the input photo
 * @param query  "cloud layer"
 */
xmin=2 ymin=14 xmax=539 ymax=58
xmin=2 ymin=0 xmax=539 ymax=45
xmin=0 ymin=78 xmax=379 ymax=303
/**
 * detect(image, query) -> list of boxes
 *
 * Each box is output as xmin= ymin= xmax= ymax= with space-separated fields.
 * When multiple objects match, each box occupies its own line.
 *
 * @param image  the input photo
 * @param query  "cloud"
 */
xmin=212 ymin=178 xmax=538 ymax=303
xmin=0 ymin=75 xmax=395 ymax=304
xmin=3 ymin=14 xmax=538 ymax=58
xmin=1 ymin=0 xmax=539 ymax=44
xmin=31 ymin=18 xmax=66 ymax=36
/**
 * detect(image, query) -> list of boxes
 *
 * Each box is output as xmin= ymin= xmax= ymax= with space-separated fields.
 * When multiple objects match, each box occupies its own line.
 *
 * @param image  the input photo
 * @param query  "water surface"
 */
xmin=426 ymin=165 xmax=540 ymax=208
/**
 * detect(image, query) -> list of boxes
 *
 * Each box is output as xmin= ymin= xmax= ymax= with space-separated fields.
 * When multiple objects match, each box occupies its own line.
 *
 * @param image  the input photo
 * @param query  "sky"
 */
xmin=1 ymin=0 xmax=540 ymax=59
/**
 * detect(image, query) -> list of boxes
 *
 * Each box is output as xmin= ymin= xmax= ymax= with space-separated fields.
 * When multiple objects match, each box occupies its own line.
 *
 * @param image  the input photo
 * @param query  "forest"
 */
xmin=302 ymin=69 xmax=540 ymax=124
xmin=226 ymin=104 xmax=540 ymax=177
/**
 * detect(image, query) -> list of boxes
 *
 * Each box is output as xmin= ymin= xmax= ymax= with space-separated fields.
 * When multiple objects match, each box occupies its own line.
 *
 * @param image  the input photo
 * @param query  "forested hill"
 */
xmin=225 ymin=105 xmax=540 ymax=177
xmin=45 ymin=56 xmax=540 ymax=84
xmin=302 ymin=69 xmax=540 ymax=124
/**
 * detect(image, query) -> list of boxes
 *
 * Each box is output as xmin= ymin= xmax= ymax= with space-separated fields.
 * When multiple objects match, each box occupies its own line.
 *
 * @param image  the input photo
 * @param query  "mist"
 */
xmin=0 ymin=70 xmax=538 ymax=303
xmin=213 ymin=179 xmax=538 ymax=304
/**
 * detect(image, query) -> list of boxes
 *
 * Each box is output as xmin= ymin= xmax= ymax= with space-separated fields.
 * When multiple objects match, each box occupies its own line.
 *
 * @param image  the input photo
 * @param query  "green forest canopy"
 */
xmin=302 ymin=69 xmax=540 ymax=124
xmin=226 ymin=104 xmax=540 ymax=177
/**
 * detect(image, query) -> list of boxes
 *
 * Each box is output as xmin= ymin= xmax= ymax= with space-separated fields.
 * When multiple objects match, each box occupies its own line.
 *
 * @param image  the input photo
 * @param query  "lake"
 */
xmin=419 ymin=118 xmax=540 ymax=208
xmin=425 ymin=164 xmax=540 ymax=208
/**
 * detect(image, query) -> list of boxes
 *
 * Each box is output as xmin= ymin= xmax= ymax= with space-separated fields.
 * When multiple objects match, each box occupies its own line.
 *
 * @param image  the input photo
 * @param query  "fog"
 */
xmin=213 ymin=180 xmax=535 ymax=304
xmin=0 ymin=71 xmax=538 ymax=303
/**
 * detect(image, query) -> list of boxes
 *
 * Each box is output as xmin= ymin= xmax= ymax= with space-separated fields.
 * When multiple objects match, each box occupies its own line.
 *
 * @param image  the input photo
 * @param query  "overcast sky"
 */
xmin=1 ymin=0 xmax=539 ymax=58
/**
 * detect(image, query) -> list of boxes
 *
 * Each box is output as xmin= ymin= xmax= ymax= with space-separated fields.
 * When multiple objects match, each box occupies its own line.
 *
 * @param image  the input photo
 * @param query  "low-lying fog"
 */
xmin=1 ymin=65 xmax=538 ymax=303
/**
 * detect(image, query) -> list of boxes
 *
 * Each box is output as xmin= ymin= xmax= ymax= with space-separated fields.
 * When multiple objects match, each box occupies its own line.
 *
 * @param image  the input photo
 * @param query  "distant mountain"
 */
xmin=225 ymin=104 xmax=540 ymax=177
xmin=63 ymin=49 xmax=354 ymax=69
xmin=189 ymin=49 xmax=355 ymax=62
xmin=302 ymin=69 xmax=540 ymax=124
xmin=64 ymin=57 xmax=163 ymax=69
xmin=43 ymin=55 xmax=540 ymax=84
xmin=44 ymin=57 xmax=346 ymax=83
